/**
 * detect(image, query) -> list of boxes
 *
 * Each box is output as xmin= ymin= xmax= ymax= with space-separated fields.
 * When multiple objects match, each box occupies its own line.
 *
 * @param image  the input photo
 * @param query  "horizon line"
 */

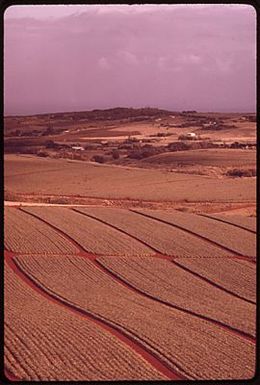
xmin=4 ymin=107 xmax=257 ymax=118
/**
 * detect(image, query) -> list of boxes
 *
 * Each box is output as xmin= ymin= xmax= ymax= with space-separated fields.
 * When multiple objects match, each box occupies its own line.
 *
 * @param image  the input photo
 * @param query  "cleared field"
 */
xmin=97 ymin=256 xmax=255 ymax=337
xmin=5 ymin=263 xmax=164 ymax=381
xmin=13 ymin=254 xmax=255 ymax=380
xmin=4 ymin=207 xmax=77 ymax=254
xmin=174 ymin=258 xmax=256 ymax=304
xmin=75 ymin=207 xmax=230 ymax=258
xmin=142 ymin=149 xmax=256 ymax=167
xmin=202 ymin=213 xmax=256 ymax=233
xmin=5 ymin=154 xmax=256 ymax=202
xmin=21 ymin=207 xmax=153 ymax=256
xmin=133 ymin=209 xmax=256 ymax=258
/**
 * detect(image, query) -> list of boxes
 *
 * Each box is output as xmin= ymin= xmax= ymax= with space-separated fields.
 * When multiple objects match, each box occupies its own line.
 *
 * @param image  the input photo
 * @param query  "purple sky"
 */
xmin=4 ymin=4 xmax=256 ymax=115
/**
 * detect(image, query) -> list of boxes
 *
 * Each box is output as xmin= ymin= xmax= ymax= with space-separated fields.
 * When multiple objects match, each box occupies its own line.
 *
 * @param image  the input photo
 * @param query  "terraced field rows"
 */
xmin=201 ymin=214 xmax=256 ymax=233
xmin=174 ymin=258 xmax=256 ymax=304
xmin=75 ymin=207 xmax=230 ymax=258
xmin=4 ymin=208 xmax=77 ymax=254
xmin=97 ymin=256 xmax=256 ymax=337
xmin=13 ymin=254 xmax=255 ymax=380
xmin=133 ymin=209 xmax=256 ymax=258
xmin=5 ymin=262 xmax=165 ymax=381
xmin=21 ymin=207 xmax=153 ymax=256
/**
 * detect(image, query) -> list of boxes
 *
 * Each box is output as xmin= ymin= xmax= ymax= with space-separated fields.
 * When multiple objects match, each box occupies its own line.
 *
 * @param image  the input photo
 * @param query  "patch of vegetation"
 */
xmin=167 ymin=142 xmax=191 ymax=152
xmin=226 ymin=168 xmax=256 ymax=177
xmin=112 ymin=149 xmax=120 ymax=160
xmin=37 ymin=150 xmax=48 ymax=157
xmin=128 ymin=146 xmax=164 ymax=160
xmin=91 ymin=155 xmax=106 ymax=163
xmin=150 ymin=132 xmax=173 ymax=137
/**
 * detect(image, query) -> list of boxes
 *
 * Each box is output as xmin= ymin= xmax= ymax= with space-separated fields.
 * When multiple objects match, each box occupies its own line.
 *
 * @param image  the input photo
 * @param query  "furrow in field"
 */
xmin=173 ymin=257 xmax=256 ymax=304
xmin=74 ymin=207 xmax=230 ymax=258
xmin=200 ymin=213 xmax=256 ymax=233
xmin=4 ymin=207 xmax=77 ymax=255
xmin=132 ymin=208 xmax=256 ymax=258
xmin=12 ymin=253 xmax=255 ymax=380
xmin=4 ymin=259 xmax=168 ymax=381
xmin=21 ymin=207 xmax=153 ymax=256
xmin=97 ymin=256 xmax=256 ymax=338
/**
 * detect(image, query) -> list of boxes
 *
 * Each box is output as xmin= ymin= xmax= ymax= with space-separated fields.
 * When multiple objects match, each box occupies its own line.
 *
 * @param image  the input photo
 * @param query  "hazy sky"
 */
xmin=4 ymin=4 xmax=256 ymax=115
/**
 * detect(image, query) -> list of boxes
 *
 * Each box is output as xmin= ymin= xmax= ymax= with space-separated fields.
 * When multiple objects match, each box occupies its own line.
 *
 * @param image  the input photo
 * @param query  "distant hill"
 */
xmin=4 ymin=107 xmax=176 ymax=136
xmin=5 ymin=107 xmax=175 ymax=121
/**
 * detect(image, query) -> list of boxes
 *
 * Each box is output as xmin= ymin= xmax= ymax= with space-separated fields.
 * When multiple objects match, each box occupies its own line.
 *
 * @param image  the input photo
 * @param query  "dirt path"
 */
xmin=4 ymin=197 xmax=256 ymax=214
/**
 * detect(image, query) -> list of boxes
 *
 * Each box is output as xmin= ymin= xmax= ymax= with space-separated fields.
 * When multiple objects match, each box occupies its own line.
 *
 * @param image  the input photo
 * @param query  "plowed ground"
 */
xmin=21 ymin=207 xmax=152 ymax=256
xmin=75 ymin=207 xmax=231 ymax=258
xmin=133 ymin=208 xmax=256 ymax=258
xmin=5 ymin=262 xmax=164 ymax=381
xmin=202 ymin=213 xmax=256 ymax=233
xmin=12 ymin=254 xmax=255 ymax=380
xmin=174 ymin=257 xmax=256 ymax=304
xmin=4 ymin=207 xmax=77 ymax=254
xmin=97 ymin=256 xmax=256 ymax=337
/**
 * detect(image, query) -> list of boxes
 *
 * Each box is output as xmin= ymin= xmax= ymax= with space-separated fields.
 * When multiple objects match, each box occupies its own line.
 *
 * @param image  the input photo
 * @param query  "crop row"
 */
xmin=4 ymin=262 xmax=164 ymax=381
xmin=75 ymin=207 xmax=230 ymax=258
xmin=22 ymin=207 xmax=153 ymax=256
xmin=174 ymin=257 xmax=256 ymax=304
xmin=202 ymin=214 xmax=256 ymax=233
xmin=97 ymin=256 xmax=256 ymax=337
xmin=4 ymin=208 xmax=77 ymax=254
xmin=13 ymin=254 xmax=255 ymax=380
xmin=133 ymin=209 xmax=256 ymax=258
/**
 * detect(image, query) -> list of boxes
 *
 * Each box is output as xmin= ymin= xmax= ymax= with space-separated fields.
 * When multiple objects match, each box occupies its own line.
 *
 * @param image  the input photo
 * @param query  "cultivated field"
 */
xmin=4 ymin=207 xmax=78 ymax=254
xmin=174 ymin=258 xmax=256 ymax=304
xmin=202 ymin=213 xmax=256 ymax=233
xmin=133 ymin=209 xmax=256 ymax=258
xmin=12 ymin=254 xmax=255 ymax=380
xmin=75 ymin=207 xmax=232 ymax=258
xmin=97 ymin=256 xmax=256 ymax=336
xmin=21 ymin=207 xmax=153 ymax=256
xmin=5 ymin=262 xmax=164 ymax=381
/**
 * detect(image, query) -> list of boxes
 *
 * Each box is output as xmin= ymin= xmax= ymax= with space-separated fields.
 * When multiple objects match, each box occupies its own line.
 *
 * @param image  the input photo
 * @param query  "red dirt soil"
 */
xmin=131 ymin=209 xmax=250 ymax=258
xmin=4 ymin=368 xmax=21 ymax=382
xmin=16 ymin=208 xmax=256 ymax=340
xmin=172 ymin=260 xmax=255 ymax=305
xmin=5 ymin=207 xmax=256 ymax=381
xmin=4 ymin=251 xmax=184 ymax=381
xmin=95 ymin=258 xmax=255 ymax=343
